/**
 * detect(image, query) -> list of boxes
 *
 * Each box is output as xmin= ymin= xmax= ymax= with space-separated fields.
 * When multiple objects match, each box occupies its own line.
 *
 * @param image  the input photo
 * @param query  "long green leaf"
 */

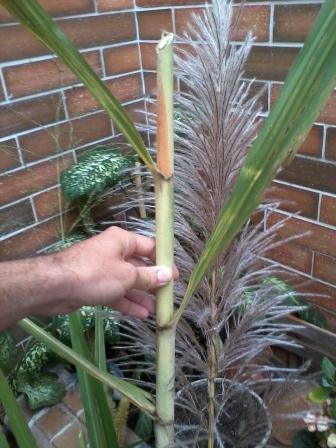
xmin=18 ymin=319 xmax=155 ymax=415
xmin=0 ymin=0 xmax=156 ymax=173
xmin=69 ymin=312 xmax=119 ymax=447
xmin=174 ymin=0 xmax=336 ymax=322
xmin=69 ymin=312 xmax=108 ymax=448
xmin=0 ymin=368 xmax=37 ymax=448
xmin=82 ymin=308 xmax=119 ymax=447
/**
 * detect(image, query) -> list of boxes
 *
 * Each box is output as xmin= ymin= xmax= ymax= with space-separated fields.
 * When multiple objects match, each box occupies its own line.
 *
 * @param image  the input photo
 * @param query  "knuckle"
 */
xmin=143 ymin=269 xmax=155 ymax=290
xmin=107 ymin=226 xmax=122 ymax=236
xmin=123 ymin=263 xmax=137 ymax=286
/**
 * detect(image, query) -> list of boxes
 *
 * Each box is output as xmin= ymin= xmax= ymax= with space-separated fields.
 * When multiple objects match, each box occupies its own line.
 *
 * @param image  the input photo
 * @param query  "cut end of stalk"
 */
xmin=157 ymin=32 xmax=174 ymax=52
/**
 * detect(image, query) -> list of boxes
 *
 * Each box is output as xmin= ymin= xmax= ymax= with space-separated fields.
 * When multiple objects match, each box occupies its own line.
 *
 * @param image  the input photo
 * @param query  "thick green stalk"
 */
xmin=0 ymin=368 xmax=37 ymax=448
xmin=155 ymin=33 xmax=175 ymax=448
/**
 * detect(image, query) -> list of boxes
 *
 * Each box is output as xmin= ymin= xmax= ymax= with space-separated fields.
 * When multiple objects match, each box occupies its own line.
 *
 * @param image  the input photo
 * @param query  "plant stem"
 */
xmin=134 ymin=161 xmax=147 ymax=219
xmin=154 ymin=32 xmax=175 ymax=448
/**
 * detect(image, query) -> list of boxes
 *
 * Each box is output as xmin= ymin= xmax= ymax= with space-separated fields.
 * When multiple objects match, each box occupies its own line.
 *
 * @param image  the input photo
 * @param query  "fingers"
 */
xmin=126 ymin=289 xmax=155 ymax=315
xmin=133 ymin=266 xmax=173 ymax=291
xmin=127 ymin=257 xmax=179 ymax=279
xmin=126 ymin=256 xmax=147 ymax=268
xmin=107 ymin=227 xmax=155 ymax=259
xmin=113 ymin=298 xmax=150 ymax=319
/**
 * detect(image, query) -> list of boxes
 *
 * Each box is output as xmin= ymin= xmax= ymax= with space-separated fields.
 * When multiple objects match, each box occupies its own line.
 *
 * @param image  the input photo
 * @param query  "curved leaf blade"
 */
xmin=0 ymin=368 xmax=37 ymax=448
xmin=18 ymin=319 xmax=155 ymax=416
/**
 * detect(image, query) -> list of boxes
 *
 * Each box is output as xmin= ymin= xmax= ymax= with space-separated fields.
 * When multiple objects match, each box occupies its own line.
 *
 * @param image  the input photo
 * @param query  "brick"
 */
xmin=325 ymin=127 xmax=336 ymax=161
xmin=267 ymin=212 xmax=336 ymax=258
xmin=174 ymin=8 xmax=204 ymax=36
xmin=266 ymin=241 xmax=313 ymax=275
xmin=320 ymin=195 xmax=336 ymax=227
xmin=298 ymin=125 xmax=323 ymax=158
xmin=280 ymin=270 xmax=336 ymax=313
xmin=314 ymin=252 xmax=336 ymax=286
xmin=0 ymin=154 xmax=74 ymax=206
xmin=0 ymin=13 xmax=136 ymax=62
xmin=0 ymin=217 xmax=62 ymax=260
xmin=277 ymin=156 xmax=336 ymax=195
xmin=265 ymin=183 xmax=318 ymax=219
xmin=231 ymin=5 xmax=270 ymax=42
xmin=97 ymin=0 xmax=133 ymax=11
xmin=137 ymin=0 xmax=204 ymax=6
xmin=0 ymin=0 xmax=95 ymax=24
xmin=19 ymin=112 xmax=112 ymax=163
xmin=274 ymin=5 xmax=320 ymax=43
xmin=36 ymin=404 xmax=74 ymax=440
xmin=0 ymin=200 xmax=35 ymax=236
xmin=33 ymin=187 xmax=66 ymax=221
xmin=144 ymin=72 xmax=156 ymax=97
xmin=249 ymin=81 xmax=268 ymax=113
xmin=3 ymin=51 xmax=101 ymax=99
xmin=66 ymin=73 xmax=142 ymax=117
xmin=141 ymin=43 xmax=156 ymax=71
xmin=104 ymin=44 xmax=140 ymax=76
xmin=0 ymin=79 xmax=4 ymax=102
xmin=0 ymin=93 xmax=65 ymax=138
xmin=319 ymin=91 xmax=336 ymax=126
xmin=138 ymin=10 xmax=173 ymax=40
xmin=124 ymin=99 xmax=147 ymax=125
xmin=245 ymin=47 xmax=298 ymax=82
xmin=63 ymin=386 xmax=83 ymax=415
xmin=52 ymin=420 xmax=84 ymax=448
xmin=0 ymin=139 xmax=21 ymax=173
xmin=271 ymin=84 xmax=336 ymax=127
xmin=175 ymin=5 xmax=269 ymax=41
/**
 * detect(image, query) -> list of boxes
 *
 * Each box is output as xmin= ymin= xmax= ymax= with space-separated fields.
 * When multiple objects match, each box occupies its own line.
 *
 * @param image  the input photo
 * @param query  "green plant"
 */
xmin=263 ymin=276 xmax=327 ymax=329
xmin=0 ymin=0 xmax=335 ymax=447
xmin=293 ymin=357 xmax=336 ymax=447
xmin=60 ymin=147 xmax=137 ymax=233
xmin=0 ymin=332 xmax=66 ymax=412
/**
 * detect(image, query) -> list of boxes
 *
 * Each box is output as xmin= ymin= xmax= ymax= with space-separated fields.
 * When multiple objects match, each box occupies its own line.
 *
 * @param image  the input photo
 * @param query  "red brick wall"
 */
xmin=1 ymin=0 xmax=335 ymax=329
xmin=0 ymin=0 xmax=143 ymax=260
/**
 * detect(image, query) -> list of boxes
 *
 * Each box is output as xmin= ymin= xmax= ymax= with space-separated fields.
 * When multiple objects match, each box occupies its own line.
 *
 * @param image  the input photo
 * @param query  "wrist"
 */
xmin=42 ymin=252 xmax=80 ymax=315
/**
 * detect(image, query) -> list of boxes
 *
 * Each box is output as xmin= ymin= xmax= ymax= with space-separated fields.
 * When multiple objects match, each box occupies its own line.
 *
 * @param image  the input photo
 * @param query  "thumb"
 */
xmin=134 ymin=266 xmax=172 ymax=291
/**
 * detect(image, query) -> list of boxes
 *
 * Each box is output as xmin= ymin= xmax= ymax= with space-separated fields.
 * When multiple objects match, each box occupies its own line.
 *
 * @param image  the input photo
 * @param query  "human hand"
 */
xmin=56 ymin=226 xmax=177 ymax=319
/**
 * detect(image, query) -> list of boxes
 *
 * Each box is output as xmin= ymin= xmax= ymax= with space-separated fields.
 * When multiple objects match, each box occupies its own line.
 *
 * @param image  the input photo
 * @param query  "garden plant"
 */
xmin=0 ymin=0 xmax=336 ymax=447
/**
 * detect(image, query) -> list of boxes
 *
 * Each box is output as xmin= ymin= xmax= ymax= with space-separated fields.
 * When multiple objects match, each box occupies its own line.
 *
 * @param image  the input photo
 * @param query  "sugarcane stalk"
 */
xmin=154 ymin=32 xmax=175 ymax=448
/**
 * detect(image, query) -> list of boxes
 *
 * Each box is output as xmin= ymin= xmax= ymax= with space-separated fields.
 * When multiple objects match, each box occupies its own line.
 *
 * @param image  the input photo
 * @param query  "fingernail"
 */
xmin=157 ymin=266 xmax=172 ymax=284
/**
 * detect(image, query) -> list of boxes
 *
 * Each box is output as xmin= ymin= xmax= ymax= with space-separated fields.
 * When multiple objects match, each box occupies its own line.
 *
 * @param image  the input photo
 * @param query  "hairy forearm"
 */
xmin=0 ymin=227 xmax=173 ymax=332
xmin=0 ymin=255 xmax=75 ymax=332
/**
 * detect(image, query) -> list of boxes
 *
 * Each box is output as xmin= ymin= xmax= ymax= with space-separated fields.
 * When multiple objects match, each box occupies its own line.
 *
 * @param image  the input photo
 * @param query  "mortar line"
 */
xmin=29 ymin=196 xmax=38 ymax=223
xmin=0 ymin=69 xmax=142 ymax=106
